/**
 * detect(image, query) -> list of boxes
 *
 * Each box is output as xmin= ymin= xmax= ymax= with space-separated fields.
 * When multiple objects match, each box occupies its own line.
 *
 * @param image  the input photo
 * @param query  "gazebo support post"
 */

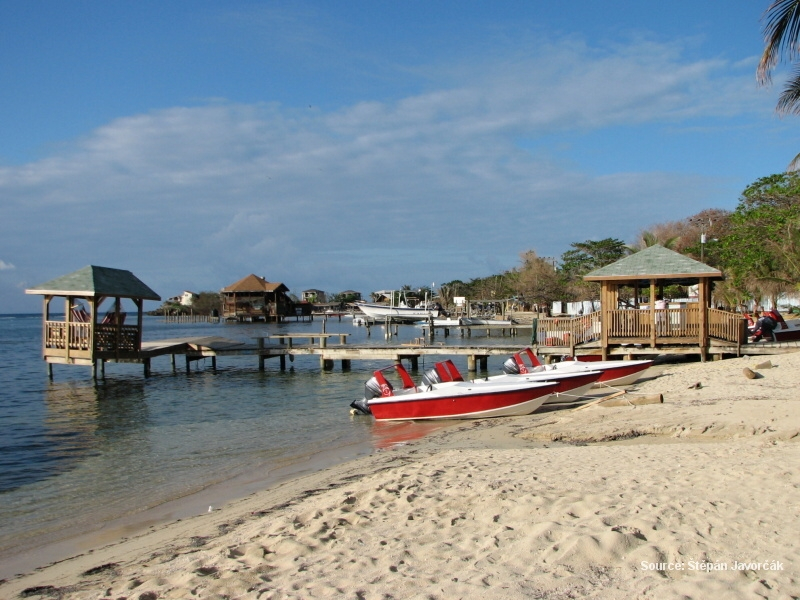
xmin=649 ymin=279 xmax=657 ymax=348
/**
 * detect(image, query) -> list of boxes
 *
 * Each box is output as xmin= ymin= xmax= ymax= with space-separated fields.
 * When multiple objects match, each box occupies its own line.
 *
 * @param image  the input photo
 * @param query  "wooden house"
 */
xmin=25 ymin=265 xmax=161 ymax=377
xmin=220 ymin=274 xmax=292 ymax=322
xmin=534 ymin=245 xmax=748 ymax=361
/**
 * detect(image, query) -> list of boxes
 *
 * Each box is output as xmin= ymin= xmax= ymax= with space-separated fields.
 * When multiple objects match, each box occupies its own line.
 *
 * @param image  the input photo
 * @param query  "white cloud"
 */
xmin=0 ymin=36 xmax=789 ymax=312
xmin=0 ymin=260 xmax=15 ymax=271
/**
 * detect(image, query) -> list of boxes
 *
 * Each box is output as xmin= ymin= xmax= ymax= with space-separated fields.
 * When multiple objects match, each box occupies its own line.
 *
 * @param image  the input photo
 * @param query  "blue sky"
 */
xmin=1 ymin=1 xmax=797 ymax=312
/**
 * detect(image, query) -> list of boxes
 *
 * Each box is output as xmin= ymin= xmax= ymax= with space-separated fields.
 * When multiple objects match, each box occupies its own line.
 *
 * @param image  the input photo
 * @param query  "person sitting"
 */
xmin=752 ymin=311 xmax=777 ymax=342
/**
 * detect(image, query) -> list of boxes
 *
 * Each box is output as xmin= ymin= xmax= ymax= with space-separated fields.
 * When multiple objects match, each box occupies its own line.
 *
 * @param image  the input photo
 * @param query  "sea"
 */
xmin=0 ymin=313 xmax=522 ymax=578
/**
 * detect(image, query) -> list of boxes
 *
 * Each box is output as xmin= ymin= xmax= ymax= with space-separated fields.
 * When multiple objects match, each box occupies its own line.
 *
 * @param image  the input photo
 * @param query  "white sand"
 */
xmin=2 ymin=352 xmax=799 ymax=599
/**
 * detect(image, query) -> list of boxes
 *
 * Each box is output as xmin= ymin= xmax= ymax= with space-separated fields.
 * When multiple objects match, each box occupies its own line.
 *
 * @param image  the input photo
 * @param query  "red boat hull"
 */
xmin=574 ymin=360 xmax=652 ymax=386
xmin=368 ymin=384 xmax=557 ymax=421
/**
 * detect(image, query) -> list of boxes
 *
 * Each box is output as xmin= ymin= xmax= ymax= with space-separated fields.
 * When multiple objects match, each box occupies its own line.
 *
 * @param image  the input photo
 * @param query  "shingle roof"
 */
xmin=583 ymin=245 xmax=722 ymax=281
xmin=25 ymin=265 xmax=161 ymax=300
xmin=221 ymin=274 xmax=289 ymax=293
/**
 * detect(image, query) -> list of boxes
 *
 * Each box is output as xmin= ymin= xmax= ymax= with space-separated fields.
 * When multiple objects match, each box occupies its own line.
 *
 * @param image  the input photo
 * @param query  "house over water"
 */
xmin=220 ymin=274 xmax=292 ymax=322
xmin=25 ymin=265 xmax=161 ymax=378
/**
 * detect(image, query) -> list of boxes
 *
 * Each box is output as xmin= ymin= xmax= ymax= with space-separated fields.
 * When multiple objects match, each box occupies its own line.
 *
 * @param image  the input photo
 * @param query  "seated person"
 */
xmin=752 ymin=311 xmax=777 ymax=342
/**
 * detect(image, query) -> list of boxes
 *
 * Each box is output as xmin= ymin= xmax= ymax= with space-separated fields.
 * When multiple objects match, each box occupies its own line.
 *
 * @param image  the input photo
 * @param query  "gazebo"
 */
xmin=535 ymin=245 xmax=747 ymax=361
xmin=25 ymin=265 xmax=161 ymax=377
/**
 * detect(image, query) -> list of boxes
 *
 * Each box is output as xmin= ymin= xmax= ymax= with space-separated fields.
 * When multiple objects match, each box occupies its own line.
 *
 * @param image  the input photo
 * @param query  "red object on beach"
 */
xmin=356 ymin=363 xmax=558 ymax=421
xmin=514 ymin=348 xmax=653 ymax=387
xmin=433 ymin=359 xmax=602 ymax=404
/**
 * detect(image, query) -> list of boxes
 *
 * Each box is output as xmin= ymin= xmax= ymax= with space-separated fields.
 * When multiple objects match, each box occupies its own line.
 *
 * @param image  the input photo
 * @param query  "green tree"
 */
xmin=559 ymin=238 xmax=629 ymax=279
xmin=191 ymin=291 xmax=222 ymax=315
xmin=758 ymin=0 xmax=800 ymax=169
xmin=717 ymin=173 xmax=800 ymax=304
xmin=559 ymin=238 xmax=629 ymax=301
xmin=515 ymin=250 xmax=563 ymax=306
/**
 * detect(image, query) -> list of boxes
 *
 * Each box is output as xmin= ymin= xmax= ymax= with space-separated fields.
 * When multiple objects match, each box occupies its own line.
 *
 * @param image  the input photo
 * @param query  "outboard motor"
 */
xmin=421 ymin=368 xmax=442 ymax=388
xmin=350 ymin=375 xmax=393 ymax=416
xmin=364 ymin=376 xmax=389 ymax=399
xmin=502 ymin=357 xmax=521 ymax=374
xmin=349 ymin=398 xmax=372 ymax=415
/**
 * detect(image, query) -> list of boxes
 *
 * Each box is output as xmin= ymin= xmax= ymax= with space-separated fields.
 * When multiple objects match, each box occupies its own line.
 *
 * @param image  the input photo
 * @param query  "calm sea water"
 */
xmin=0 ymin=313 xmax=522 ymax=577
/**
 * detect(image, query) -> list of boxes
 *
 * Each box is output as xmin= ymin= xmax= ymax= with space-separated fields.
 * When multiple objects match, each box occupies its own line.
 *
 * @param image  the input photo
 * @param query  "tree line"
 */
xmin=436 ymin=172 xmax=800 ymax=313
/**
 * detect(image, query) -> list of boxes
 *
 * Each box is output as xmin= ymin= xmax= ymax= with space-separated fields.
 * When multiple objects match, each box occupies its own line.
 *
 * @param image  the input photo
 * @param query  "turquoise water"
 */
xmin=0 ymin=314 xmax=519 ymax=577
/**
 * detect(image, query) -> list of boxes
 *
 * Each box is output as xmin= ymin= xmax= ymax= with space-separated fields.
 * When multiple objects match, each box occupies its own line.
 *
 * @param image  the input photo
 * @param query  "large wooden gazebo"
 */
xmin=535 ymin=245 xmax=748 ymax=361
xmin=25 ymin=265 xmax=161 ymax=377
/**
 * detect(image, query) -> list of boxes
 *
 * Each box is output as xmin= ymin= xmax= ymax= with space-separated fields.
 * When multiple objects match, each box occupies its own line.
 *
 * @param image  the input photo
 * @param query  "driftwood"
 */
xmin=573 ymin=390 xmax=663 ymax=411
xmin=599 ymin=394 xmax=663 ymax=407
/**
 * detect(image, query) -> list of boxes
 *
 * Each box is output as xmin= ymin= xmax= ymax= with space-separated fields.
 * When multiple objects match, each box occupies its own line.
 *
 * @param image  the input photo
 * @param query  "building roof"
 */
xmin=583 ymin=245 xmax=722 ymax=282
xmin=25 ymin=265 xmax=161 ymax=300
xmin=221 ymin=274 xmax=289 ymax=294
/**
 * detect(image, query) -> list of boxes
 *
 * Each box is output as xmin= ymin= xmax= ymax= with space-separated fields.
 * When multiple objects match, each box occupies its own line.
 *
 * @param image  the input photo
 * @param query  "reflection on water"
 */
xmin=0 ymin=314 xmax=515 ymax=572
xmin=370 ymin=420 xmax=456 ymax=450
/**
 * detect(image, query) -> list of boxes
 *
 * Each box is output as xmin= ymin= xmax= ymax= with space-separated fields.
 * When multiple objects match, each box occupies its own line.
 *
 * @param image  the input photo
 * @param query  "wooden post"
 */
xmin=467 ymin=355 xmax=476 ymax=371
xmin=699 ymin=278 xmax=709 ymax=361
xmin=649 ymin=279 xmax=657 ymax=348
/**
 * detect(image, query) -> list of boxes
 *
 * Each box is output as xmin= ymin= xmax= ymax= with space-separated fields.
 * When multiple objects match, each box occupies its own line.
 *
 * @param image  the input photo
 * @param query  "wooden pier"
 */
xmin=100 ymin=333 xmax=526 ymax=378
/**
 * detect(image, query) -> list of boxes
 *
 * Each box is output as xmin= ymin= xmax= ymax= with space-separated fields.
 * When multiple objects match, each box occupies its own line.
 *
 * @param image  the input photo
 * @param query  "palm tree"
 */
xmin=627 ymin=230 xmax=679 ymax=252
xmin=759 ymin=0 xmax=800 ymax=170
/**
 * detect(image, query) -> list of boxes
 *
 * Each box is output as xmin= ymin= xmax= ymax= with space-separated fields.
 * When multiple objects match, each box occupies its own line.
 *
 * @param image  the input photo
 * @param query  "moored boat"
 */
xmin=422 ymin=359 xmax=602 ymax=404
xmin=350 ymin=363 xmax=558 ymax=421
xmin=510 ymin=348 xmax=653 ymax=387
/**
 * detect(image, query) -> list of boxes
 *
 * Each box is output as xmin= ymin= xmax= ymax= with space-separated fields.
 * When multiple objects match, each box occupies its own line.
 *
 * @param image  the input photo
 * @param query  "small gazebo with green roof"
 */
xmin=25 ymin=265 xmax=161 ymax=376
xmin=535 ymin=245 xmax=747 ymax=360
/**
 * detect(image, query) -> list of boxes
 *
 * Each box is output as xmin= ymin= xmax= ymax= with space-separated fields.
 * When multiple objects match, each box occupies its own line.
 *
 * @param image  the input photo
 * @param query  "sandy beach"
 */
xmin=2 ymin=351 xmax=799 ymax=599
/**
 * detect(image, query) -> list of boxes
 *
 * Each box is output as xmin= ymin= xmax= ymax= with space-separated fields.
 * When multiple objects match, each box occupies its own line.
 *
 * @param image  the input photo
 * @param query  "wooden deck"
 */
xmin=532 ymin=309 xmax=754 ymax=361
xmin=96 ymin=334 xmax=529 ymax=376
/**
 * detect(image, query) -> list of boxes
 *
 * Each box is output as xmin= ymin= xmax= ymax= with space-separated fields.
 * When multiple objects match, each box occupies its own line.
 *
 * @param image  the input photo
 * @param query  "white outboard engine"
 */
xmin=350 ymin=375 xmax=392 ymax=416
xmin=421 ymin=368 xmax=442 ymax=388
xmin=502 ymin=358 xmax=520 ymax=374
xmin=364 ymin=376 xmax=391 ymax=399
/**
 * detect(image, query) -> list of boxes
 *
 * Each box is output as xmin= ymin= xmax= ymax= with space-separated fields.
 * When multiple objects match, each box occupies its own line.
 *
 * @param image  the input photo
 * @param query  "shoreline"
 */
xmin=2 ymin=352 xmax=799 ymax=597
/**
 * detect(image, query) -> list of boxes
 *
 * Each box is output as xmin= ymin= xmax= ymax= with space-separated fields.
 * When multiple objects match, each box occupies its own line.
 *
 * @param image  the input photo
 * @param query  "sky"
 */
xmin=1 ymin=1 xmax=798 ymax=313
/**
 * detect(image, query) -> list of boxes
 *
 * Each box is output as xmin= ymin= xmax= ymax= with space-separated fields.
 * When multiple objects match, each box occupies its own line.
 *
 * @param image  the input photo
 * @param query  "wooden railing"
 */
xmin=708 ymin=308 xmax=747 ymax=344
xmin=45 ymin=321 xmax=92 ymax=351
xmin=44 ymin=321 xmax=140 ymax=354
xmin=534 ymin=312 xmax=601 ymax=349
xmin=95 ymin=324 xmax=139 ymax=352
xmin=607 ymin=306 xmax=702 ymax=339
xmin=535 ymin=307 xmax=745 ymax=349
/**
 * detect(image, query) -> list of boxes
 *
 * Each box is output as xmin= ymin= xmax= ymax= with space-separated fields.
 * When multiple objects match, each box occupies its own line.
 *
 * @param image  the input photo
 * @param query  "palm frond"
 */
xmin=758 ymin=0 xmax=800 ymax=86
xmin=776 ymin=63 xmax=800 ymax=114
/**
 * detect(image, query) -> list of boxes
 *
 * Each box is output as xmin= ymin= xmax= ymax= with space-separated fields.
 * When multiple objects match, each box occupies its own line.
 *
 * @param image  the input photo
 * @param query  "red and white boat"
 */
xmin=350 ymin=363 xmax=559 ymax=421
xmin=508 ymin=348 xmax=653 ymax=388
xmin=421 ymin=359 xmax=602 ymax=404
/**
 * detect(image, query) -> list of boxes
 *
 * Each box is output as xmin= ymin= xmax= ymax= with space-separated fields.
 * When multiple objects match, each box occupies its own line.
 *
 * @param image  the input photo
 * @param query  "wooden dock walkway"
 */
xmin=85 ymin=333 xmax=800 ymax=378
xmin=130 ymin=334 xmax=524 ymax=376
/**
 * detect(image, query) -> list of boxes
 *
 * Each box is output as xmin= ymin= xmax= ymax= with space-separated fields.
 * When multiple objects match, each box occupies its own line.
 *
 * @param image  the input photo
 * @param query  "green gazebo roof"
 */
xmin=25 ymin=265 xmax=161 ymax=300
xmin=583 ymin=245 xmax=722 ymax=282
